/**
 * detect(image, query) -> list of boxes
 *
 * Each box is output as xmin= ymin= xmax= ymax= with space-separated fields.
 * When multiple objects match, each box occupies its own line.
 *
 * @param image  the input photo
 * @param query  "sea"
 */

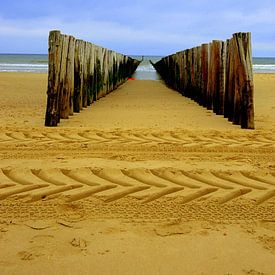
xmin=0 ymin=54 xmax=274 ymax=80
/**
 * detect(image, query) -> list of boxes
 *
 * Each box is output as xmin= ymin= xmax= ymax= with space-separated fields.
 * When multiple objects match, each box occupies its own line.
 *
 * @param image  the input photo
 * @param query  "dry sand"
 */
xmin=0 ymin=72 xmax=274 ymax=274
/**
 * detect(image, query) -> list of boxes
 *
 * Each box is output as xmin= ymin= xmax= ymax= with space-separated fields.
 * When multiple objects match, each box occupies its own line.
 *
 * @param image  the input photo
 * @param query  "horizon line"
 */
xmin=0 ymin=53 xmax=275 ymax=58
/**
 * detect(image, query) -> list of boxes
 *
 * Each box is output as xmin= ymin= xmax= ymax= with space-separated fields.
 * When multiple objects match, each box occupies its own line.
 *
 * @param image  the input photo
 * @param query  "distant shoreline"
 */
xmin=0 ymin=54 xmax=275 ymax=76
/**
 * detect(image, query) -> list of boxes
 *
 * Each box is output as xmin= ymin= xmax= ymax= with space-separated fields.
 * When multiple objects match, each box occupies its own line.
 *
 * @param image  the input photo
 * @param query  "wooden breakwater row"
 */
xmin=45 ymin=30 xmax=141 ymax=126
xmin=151 ymin=32 xmax=254 ymax=129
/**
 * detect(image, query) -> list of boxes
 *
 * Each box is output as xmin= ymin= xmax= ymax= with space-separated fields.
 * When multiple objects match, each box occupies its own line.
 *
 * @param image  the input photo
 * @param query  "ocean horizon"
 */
xmin=0 ymin=54 xmax=275 ymax=79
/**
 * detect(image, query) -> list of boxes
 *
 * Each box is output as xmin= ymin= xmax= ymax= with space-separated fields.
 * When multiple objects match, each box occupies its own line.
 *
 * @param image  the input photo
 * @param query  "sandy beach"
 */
xmin=0 ymin=72 xmax=274 ymax=274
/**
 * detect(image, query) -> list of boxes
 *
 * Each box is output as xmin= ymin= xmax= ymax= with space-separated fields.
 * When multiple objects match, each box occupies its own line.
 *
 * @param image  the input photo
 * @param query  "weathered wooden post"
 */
xmin=182 ymin=50 xmax=187 ymax=95
xmin=211 ymin=40 xmax=225 ymax=116
xmin=45 ymin=30 xmax=62 ymax=126
xmin=219 ymin=41 xmax=226 ymax=116
xmin=201 ymin=43 xmax=209 ymax=107
xmin=73 ymin=40 xmax=83 ymax=112
xmin=68 ymin=36 xmax=76 ymax=116
xmin=86 ymin=43 xmax=92 ymax=106
xmin=81 ymin=41 xmax=88 ymax=108
xmin=103 ymin=49 xmax=110 ymax=96
xmin=240 ymin=32 xmax=254 ymax=129
xmin=185 ymin=49 xmax=191 ymax=97
xmin=59 ymin=35 xmax=75 ymax=118
xmin=206 ymin=42 xmax=213 ymax=110
xmin=232 ymin=32 xmax=254 ymax=129
xmin=196 ymin=46 xmax=202 ymax=105
xmin=225 ymin=39 xmax=234 ymax=122
xmin=108 ymin=51 xmax=114 ymax=93
xmin=58 ymin=35 xmax=69 ymax=119
xmin=190 ymin=47 xmax=195 ymax=100
xmin=177 ymin=51 xmax=184 ymax=94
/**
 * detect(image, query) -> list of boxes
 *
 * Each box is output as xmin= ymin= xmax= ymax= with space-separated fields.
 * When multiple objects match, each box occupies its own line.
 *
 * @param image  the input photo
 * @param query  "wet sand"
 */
xmin=0 ymin=73 xmax=274 ymax=274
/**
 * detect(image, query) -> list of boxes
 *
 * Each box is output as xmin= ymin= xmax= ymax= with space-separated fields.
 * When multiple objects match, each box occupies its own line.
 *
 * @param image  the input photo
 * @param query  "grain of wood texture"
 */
xmin=82 ymin=41 xmax=89 ymax=108
xmin=45 ymin=31 xmax=62 ymax=126
xmin=73 ymin=40 xmax=83 ymax=112
xmin=58 ymin=35 xmax=69 ymax=119
xmin=196 ymin=46 xmax=202 ymax=105
xmin=201 ymin=43 xmax=209 ymax=107
xmin=225 ymin=39 xmax=235 ymax=122
xmin=234 ymin=33 xmax=254 ymax=129
xmin=231 ymin=37 xmax=242 ymax=126
xmin=68 ymin=36 xmax=76 ymax=116
xmin=177 ymin=51 xmax=184 ymax=94
xmin=58 ymin=35 xmax=75 ymax=118
xmin=211 ymin=40 xmax=225 ymax=116
xmin=89 ymin=44 xmax=95 ymax=105
xmin=206 ymin=42 xmax=214 ymax=110
xmin=219 ymin=41 xmax=226 ymax=115
xmin=97 ymin=47 xmax=104 ymax=99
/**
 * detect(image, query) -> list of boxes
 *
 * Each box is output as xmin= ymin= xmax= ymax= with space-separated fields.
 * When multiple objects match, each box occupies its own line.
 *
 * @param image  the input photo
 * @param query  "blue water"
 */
xmin=0 ymin=54 xmax=274 ymax=79
xmin=0 ymin=54 xmax=48 ymax=73
xmin=131 ymin=56 xmax=162 ymax=80
xmin=252 ymin=57 xmax=275 ymax=73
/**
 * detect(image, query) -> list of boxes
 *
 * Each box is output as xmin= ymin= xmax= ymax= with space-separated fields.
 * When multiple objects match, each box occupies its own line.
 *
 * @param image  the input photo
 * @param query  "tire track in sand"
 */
xmin=0 ymin=130 xmax=274 ymax=151
xmin=0 ymin=167 xmax=274 ymax=205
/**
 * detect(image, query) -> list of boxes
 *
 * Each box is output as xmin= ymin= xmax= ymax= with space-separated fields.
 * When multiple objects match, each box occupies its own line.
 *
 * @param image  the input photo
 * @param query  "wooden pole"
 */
xmin=201 ymin=43 xmax=209 ymax=107
xmin=68 ymin=36 xmax=76 ymax=116
xmin=226 ymin=38 xmax=235 ymax=122
xmin=45 ymin=31 xmax=62 ymax=126
xmin=232 ymin=32 xmax=254 ymax=129
xmin=211 ymin=40 xmax=225 ymax=115
xmin=73 ymin=40 xmax=83 ymax=112
xmin=196 ymin=46 xmax=202 ymax=105
xmin=206 ymin=42 xmax=213 ymax=110
xmin=58 ymin=35 xmax=69 ymax=119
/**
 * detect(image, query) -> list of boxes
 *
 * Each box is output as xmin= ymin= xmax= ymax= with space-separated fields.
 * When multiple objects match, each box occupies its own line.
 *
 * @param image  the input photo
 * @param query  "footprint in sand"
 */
xmin=70 ymin=237 xmax=88 ymax=250
xmin=17 ymin=246 xmax=45 ymax=261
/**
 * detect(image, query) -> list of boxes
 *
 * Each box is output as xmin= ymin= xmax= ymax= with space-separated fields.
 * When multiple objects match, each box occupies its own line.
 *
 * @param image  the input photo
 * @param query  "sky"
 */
xmin=0 ymin=0 xmax=274 ymax=56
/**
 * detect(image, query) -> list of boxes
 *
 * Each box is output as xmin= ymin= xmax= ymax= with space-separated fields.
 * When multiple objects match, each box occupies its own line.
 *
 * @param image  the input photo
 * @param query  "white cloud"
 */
xmin=0 ymin=16 xmax=59 ymax=37
xmin=0 ymin=2 xmax=274 ymax=56
xmin=0 ymin=15 xmax=205 ymax=46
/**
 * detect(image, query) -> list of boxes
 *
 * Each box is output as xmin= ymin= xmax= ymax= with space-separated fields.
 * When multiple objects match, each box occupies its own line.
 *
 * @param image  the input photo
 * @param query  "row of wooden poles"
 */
xmin=45 ymin=30 xmax=141 ymax=126
xmin=151 ymin=32 xmax=254 ymax=129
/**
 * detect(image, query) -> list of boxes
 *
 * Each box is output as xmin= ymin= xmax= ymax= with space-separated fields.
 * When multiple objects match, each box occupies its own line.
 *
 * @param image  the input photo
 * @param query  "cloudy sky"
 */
xmin=0 ymin=0 xmax=274 ymax=56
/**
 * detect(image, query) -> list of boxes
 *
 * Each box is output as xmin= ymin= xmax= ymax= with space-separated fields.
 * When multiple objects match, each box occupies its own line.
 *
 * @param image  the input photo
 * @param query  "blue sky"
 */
xmin=0 ymin=0 xmax=274 ymax=56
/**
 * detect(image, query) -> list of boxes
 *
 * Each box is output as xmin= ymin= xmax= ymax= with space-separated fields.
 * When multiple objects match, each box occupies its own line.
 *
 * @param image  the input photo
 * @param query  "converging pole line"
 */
xmin=151 ymin=32 xmax=254 ymax=129
xmin=45 ymin=30 xmax=141 ymax=126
